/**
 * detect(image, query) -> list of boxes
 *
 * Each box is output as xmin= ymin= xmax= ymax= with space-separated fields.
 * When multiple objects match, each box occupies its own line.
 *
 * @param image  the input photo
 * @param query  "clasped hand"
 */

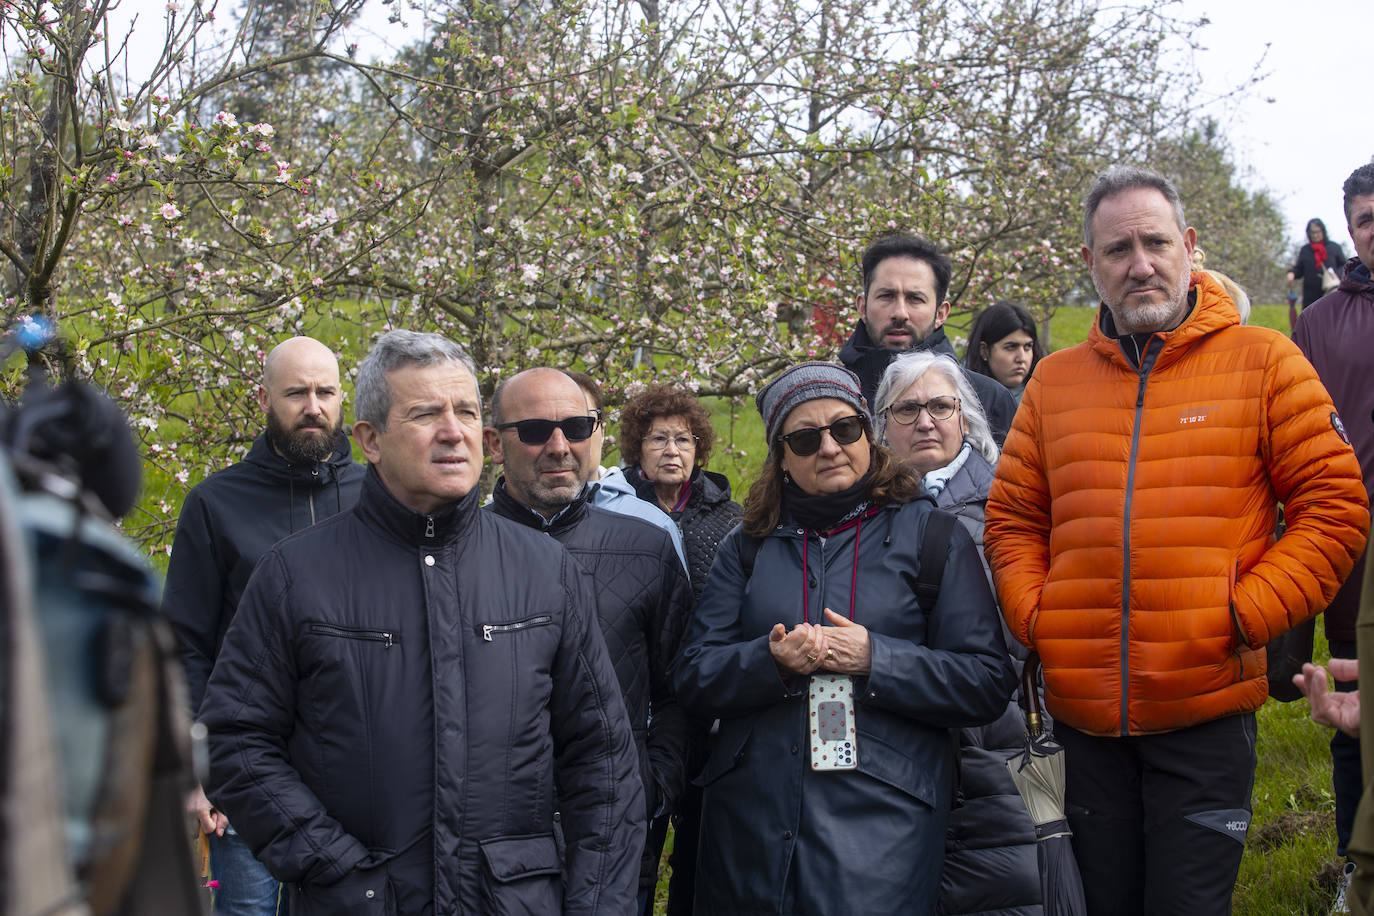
xmin=769 ymin=609 xmax=871 ymax=677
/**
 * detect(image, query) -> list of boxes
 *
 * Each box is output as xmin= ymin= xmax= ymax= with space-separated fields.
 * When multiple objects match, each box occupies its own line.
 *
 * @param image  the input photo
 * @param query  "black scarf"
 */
xmin=781 ymin=468 xmax=874 ymax=532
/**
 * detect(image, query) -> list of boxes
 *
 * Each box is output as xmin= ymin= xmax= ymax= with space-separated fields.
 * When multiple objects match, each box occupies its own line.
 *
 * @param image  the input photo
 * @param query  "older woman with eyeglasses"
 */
xmin=875 ymin=351 xmax=1000 ymax=576
xmin=670 ymin=362 xmax=1013 ymax=916
xmin=619 ymin=385 xmax=743 ymax=602
xmin=875 ymin=350 xmax=1046 ymax=916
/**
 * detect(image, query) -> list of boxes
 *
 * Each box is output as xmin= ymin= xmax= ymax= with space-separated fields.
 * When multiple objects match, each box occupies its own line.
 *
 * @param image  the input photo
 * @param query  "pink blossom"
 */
xmin=159 ymin=202 xmax=181 ymax=220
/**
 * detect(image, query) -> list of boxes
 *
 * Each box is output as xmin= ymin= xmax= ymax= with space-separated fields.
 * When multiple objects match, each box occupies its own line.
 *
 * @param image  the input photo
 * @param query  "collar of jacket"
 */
xmin=624 ymin=465 xmax=734 ymax=508
xmin=839 ymin=319 xmax=955 ymax=362
xmin=242 ymin=430 xmax=356 ymax=485
xmin=1338 ymin=256 xmax=1374 ymax=292
xmin=488 ymin=477 xmax=590 ymax=534
xmin=935 ymin=447 xmax=995 ymax=508
xmin=1089 ymin=271 xmax=1237 ymax=373
xmin=353 ymin=464 xmax=479 ymax=546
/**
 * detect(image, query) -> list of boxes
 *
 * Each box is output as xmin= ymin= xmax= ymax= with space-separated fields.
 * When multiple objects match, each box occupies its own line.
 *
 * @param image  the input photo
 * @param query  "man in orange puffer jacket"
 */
xmin=985 ymin=165 xmax=1370 ymax=915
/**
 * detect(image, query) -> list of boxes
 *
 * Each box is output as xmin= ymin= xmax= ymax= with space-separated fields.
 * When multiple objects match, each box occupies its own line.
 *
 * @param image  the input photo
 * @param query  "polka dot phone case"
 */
xmin=808 ymin=673 xmax=858 ymax=771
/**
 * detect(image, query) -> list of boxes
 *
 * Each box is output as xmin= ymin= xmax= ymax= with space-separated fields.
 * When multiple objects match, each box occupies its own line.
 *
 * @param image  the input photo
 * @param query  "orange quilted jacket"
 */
xmin=985 ymin=272 xmax=1370 ymax=736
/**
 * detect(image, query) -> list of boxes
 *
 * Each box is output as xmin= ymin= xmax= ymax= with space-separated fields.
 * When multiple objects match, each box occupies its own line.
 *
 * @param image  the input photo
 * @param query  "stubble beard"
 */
xmin=865 ymin=315 xmax=938 ymax=351
xmin=1097 ymin=265 xmax=1193 ymax=335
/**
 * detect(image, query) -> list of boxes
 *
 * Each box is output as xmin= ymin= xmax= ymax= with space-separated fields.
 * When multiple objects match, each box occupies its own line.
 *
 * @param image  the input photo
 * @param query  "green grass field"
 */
xmin=646 ymin=301 xmax=1341 ymax=914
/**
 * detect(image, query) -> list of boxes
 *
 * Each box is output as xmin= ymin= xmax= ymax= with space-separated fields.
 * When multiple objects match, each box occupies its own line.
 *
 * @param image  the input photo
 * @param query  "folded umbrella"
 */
xmin=1006 ymin=652 xmax=1087 ymax=916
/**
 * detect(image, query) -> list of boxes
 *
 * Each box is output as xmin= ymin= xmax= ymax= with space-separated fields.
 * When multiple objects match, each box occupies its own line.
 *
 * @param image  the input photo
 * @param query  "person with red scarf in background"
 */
xmin=1287 ymin=217 xmax=1346 ymax=328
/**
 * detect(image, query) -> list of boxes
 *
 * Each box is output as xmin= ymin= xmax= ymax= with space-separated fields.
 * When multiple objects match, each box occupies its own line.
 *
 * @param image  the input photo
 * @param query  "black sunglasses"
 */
xmin=496 ymin=415 xmax=599 ymax=445
xmin=778 ymin=415 xmax=867 ymax=457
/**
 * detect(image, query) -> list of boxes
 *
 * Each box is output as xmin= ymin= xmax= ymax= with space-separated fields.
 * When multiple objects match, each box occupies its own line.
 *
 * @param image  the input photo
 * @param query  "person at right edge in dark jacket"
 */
xmin=839 ymin=235 xmax=1017 ymax=447
xmin=1293 ymin=161 xmax=1374 ymax=906
xmin=199 ymin=331 xmax=644 ymax=915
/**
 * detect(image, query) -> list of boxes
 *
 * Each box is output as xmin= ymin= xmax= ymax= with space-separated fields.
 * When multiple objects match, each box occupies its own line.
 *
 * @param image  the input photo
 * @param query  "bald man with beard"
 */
xmin=164 ymin=336 xmax=366 ymax=916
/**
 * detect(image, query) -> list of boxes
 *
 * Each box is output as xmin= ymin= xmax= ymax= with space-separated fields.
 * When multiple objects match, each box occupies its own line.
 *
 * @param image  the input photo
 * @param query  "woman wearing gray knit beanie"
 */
xmin=669 ymin=361 xmax=1016 ymax=915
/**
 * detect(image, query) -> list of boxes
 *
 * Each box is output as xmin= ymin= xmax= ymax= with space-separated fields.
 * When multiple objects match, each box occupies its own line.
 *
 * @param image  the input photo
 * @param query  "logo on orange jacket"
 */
xmin=1179 ymin=405 xmax=1219 ymax=426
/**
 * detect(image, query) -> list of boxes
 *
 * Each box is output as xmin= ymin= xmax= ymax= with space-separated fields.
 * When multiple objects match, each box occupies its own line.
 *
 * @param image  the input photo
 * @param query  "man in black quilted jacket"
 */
xmin=485 ymin=368 xmax=694 ymax=914
xmin=164 ymin=336 xmax=366 ymax=915
xmin=200 ymin=332 xmax=644 ymax=915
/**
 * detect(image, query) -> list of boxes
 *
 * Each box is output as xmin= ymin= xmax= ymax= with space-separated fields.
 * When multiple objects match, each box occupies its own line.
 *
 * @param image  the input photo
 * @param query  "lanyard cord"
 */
xmin=801 ymin=507 xmax=877 ymax=624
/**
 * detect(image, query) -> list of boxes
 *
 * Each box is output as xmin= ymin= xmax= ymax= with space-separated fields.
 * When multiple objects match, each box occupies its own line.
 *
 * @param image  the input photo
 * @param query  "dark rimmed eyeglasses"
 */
xmin=496 ymin=414 xmax=600 ymax=445
xmin=885 ymin=396 xmax=960 ymax=426
xmin=778 ymin=415 xmax=866 ymax=457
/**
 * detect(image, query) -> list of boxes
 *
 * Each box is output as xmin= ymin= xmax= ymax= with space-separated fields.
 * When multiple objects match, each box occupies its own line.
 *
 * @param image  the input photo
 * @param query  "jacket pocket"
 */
xmin=692 ymin=720 xmax=752 ymax=788
xmin=307 ymin=622 xmax=400 ymax=648
xmin=476 ymin=615 xmax=554 ymax=642
xmin=855 ymin=725 xmax=939 ymax=810
xmin=478 ymin=834 xmax=563 ymax=915
xmin=291 ymin=863 xmax=395 ymax=916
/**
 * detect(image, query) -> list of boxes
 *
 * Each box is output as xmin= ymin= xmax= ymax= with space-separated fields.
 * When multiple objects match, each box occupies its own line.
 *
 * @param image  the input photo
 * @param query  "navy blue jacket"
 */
xmin=671 ymin=498 xmax=1015 ymax=915
xmin=201 ymin=470 xmax=645 ymax=915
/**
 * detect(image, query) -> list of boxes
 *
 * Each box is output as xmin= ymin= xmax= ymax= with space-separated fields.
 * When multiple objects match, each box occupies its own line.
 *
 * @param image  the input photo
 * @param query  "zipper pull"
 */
xmin=425 ymin=516 xmax=435 ymax=538
xmin=482 ymin=625 xmax=494 ymax=642
xmin=382 ymin=632 xmax=394 ymax=648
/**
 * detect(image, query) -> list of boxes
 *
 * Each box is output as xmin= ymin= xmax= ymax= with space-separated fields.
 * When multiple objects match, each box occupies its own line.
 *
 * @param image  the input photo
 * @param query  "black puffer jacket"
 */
xmin=931 ymin=450 xmax=1042 ymax=915
xmin=201 ymin=470 xmax=644 ymax=915
xmin=840 ymin=321 xmax=1017 ymax=446
xmin=164 ymin=431 xmax=366 ymax=711
xmin=628 ymin=467 xmax=743 ymax=603
xmin=488 ymin=481 xmax=693 ymax=887
xmin=671 ymin=499 xmax=1016 ymax=914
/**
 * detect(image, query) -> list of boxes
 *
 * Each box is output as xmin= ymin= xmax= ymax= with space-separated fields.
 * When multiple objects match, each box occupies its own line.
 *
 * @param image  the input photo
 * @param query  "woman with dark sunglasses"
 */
xmin=669 ymin=362 xmax=1014 ymax=916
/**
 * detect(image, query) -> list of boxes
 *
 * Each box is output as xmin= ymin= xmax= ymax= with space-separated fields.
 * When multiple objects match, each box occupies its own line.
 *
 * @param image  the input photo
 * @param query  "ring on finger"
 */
xmin=826 ymin=649 xmax=835 ymax=660
xmin=806 ymin=653 xmax=818 ymax=662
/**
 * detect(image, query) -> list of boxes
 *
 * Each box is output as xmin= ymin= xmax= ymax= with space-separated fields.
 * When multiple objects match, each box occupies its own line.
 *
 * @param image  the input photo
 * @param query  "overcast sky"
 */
xmin=1184 ymin=0 xmax=1374 ymax=258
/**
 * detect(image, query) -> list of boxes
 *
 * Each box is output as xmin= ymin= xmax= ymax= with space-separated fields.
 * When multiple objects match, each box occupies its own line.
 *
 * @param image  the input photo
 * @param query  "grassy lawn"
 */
xmin=647 ymin=300 xmax=1343 ymax=914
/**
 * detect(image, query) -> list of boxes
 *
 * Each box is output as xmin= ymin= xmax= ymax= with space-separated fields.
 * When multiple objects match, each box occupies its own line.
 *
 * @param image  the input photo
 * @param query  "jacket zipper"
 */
xmin=1120 ymin=336 xmax=1162 ymax=736
xmin=479 ymin=615 xmax=554 ymax=642
xmin=308 ymin=623 xmax=398 ymax=647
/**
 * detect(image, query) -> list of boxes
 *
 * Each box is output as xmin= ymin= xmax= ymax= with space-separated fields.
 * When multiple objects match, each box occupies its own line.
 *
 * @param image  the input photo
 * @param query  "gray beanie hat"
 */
xmin=755 ymin=361 xmax=871 ymax=445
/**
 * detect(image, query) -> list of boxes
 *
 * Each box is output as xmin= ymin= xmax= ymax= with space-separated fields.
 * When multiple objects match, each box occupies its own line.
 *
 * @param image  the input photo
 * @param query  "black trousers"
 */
xmin=1057 ymin=712 xmax=1257 ymax=916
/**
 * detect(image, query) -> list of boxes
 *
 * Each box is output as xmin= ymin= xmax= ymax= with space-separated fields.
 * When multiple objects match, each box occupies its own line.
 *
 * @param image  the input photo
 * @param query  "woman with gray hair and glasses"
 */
xmin=875 ymin=350 xmax=1045 ymax=916
xmin=874 ymin=351 xmax=998 ymax=574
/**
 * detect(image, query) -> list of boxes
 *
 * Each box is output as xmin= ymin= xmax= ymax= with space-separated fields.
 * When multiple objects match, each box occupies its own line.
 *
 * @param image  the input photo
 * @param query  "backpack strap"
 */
xmin=737 ymin=532 xmax=764 ymax=579
xmin=915 ymin=509 xmax=957 ymax=608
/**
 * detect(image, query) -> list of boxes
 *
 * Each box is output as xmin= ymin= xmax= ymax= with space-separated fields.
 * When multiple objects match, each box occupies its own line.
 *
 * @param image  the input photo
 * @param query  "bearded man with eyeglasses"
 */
xmin=485 ymin=367 xmax=695 ymax=916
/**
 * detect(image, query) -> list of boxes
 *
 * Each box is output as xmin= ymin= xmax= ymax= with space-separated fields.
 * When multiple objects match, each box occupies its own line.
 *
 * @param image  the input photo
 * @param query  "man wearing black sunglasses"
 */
xmin=485 ymin=368 xmax=694 ymax=914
